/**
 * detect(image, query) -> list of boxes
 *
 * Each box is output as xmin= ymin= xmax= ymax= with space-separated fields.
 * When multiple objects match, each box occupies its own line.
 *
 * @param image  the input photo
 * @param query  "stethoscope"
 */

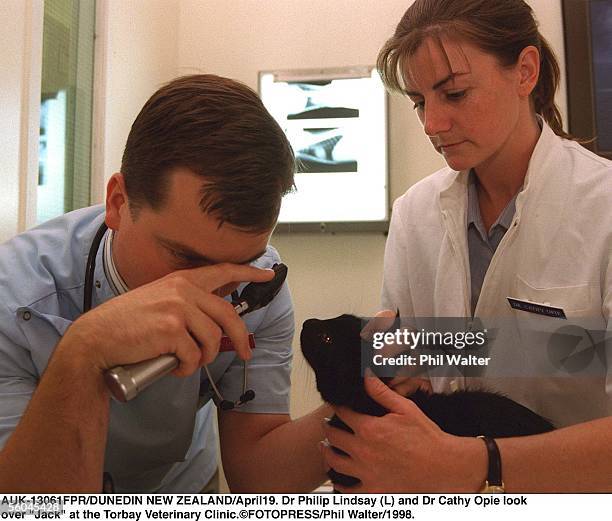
xmin=83 ymin=221 xmax=269 ymax=411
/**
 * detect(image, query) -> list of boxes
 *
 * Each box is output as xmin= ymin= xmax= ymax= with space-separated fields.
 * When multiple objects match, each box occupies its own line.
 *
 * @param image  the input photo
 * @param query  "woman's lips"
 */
xmin=440 ymin=140 xmax=466 ymax=151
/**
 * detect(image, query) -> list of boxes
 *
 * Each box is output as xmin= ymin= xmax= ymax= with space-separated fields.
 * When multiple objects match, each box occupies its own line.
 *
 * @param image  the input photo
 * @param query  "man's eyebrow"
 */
xmin=157 ymin=236 xmax=214 ymax=262
xmin=405 ymin=72 xmax=467 ymax=96
xmin=156 ymin=235 xmax=266 ymax=265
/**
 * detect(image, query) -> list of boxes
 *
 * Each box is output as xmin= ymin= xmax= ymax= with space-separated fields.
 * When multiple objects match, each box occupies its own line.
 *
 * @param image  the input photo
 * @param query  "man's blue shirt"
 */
xmin=0 ymin=205 xmax=294 ymax=492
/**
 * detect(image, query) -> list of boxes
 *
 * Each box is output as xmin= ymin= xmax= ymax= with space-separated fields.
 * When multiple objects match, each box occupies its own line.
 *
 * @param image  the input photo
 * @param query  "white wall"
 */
xmin=0 ymin=0 xmax=42 ymax=242
xmin=0 ymin=0 xmax=24 ymax=242
xmin=97 ymin=0 xmax=182 ymax=186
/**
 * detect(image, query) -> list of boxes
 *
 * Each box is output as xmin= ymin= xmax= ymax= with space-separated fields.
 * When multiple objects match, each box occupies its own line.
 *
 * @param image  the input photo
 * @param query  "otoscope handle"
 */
xmin=105 ymin=355 xmax=178 ymax=402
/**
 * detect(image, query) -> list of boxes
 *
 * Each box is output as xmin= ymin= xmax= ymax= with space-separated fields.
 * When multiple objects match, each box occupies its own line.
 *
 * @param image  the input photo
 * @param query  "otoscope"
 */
xmin=104 ymin=263 xmax=288 ymax=402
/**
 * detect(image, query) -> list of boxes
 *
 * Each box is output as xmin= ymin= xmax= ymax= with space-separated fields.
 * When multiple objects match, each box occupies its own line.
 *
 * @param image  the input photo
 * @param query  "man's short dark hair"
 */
xmin=121 ymin=74 xmax=295 ymax=232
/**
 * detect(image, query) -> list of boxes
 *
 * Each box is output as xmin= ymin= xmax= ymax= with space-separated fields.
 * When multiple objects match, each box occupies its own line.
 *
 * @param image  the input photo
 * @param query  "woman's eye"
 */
xmin=447 ymin=90 xmax=466 ymax=101
xmin=412 ymin=100 xmax=424 ymax=111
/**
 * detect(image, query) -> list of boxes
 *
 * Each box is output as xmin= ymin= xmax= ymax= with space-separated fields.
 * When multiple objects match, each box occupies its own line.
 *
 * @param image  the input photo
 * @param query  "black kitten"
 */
xmin=300 ymin=314 xmax=555 ymax=488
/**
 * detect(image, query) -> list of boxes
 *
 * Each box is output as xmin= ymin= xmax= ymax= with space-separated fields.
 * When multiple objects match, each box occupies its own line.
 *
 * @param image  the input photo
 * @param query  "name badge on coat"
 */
xmin=507 ymin=297 xmax=567 ymax=319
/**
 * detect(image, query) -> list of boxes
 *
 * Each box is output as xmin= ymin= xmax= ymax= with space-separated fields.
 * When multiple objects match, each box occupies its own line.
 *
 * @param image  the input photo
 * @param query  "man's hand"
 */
xmin=321 ymin=375 xmax=486 ymax=493
xmin=62 ymin=263 xmax=274 ymax=376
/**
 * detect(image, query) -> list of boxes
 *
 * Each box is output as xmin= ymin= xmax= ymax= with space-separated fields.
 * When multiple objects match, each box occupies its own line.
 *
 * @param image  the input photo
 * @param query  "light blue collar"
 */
xmin=102 ymin=229 xmax=129 ymax=296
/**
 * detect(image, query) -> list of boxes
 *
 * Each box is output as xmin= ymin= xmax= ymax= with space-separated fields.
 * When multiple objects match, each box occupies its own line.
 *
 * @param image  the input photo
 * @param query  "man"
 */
xmin=0 ymin=75 xmax=329 ymax=492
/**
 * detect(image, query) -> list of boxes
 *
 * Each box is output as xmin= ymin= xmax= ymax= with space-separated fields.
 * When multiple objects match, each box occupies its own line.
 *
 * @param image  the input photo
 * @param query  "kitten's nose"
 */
xmin=300 ymin=319 xmax=323 ymax=346
xmin=300 ymin=319 xmax=327 ymax=367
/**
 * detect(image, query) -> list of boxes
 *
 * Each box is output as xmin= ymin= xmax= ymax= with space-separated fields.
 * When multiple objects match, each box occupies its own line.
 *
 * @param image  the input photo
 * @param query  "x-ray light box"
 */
xmin=259 ymin=66 xmax=388 ymax=232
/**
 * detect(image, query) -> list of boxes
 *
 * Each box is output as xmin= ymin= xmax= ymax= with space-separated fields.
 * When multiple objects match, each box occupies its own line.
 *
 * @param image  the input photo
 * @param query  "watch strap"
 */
xmin=477 ymin=435 xmax=504 ymax=492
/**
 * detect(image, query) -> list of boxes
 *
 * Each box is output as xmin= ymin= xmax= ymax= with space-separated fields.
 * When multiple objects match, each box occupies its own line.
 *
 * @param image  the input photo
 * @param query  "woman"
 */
xmin=320 ymin=0 xmax=612 ymax=492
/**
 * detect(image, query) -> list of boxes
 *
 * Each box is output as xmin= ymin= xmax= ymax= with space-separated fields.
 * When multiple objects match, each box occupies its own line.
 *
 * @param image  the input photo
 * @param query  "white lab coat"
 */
xmin=382 ymin=121 xmax=612 ymax=427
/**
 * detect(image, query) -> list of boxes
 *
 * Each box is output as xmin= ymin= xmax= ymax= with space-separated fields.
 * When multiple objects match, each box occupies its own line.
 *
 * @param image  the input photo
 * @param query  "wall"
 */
xmin=0 ymin=0 xmax=25 ymax=242
xmin=97 ymin=0 xmax=182 ymax=185
xmin=0 ymin=0 xmax=42 ymax=242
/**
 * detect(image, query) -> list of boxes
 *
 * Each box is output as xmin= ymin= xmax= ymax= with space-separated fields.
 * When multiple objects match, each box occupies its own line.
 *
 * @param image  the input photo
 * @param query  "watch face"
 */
xmin=481 ymin=482 xmax=506 ymax=494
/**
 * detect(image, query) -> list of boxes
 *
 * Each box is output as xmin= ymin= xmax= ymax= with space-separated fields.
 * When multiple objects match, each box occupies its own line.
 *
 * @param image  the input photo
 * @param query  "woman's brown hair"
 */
xmin=377 ymin=0 xmax=573 ymax=139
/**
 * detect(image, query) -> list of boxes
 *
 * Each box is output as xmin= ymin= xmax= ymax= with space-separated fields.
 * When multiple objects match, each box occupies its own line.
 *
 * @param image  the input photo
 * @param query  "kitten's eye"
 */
xmin=319 ymin=333 xmax=333 ymax=345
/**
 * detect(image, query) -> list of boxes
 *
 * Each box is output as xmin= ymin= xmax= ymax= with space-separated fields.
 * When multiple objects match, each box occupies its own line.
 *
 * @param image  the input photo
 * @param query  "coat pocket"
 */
xmin=512 ymin=276 xmax=595 ymax=316
xmin=505 ymin=277 xmax=605 ymax=380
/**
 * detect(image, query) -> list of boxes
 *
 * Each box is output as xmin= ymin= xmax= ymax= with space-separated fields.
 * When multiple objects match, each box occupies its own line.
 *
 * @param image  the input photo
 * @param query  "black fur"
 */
xmin=300 ymin=314 xmax=555 ymax=488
